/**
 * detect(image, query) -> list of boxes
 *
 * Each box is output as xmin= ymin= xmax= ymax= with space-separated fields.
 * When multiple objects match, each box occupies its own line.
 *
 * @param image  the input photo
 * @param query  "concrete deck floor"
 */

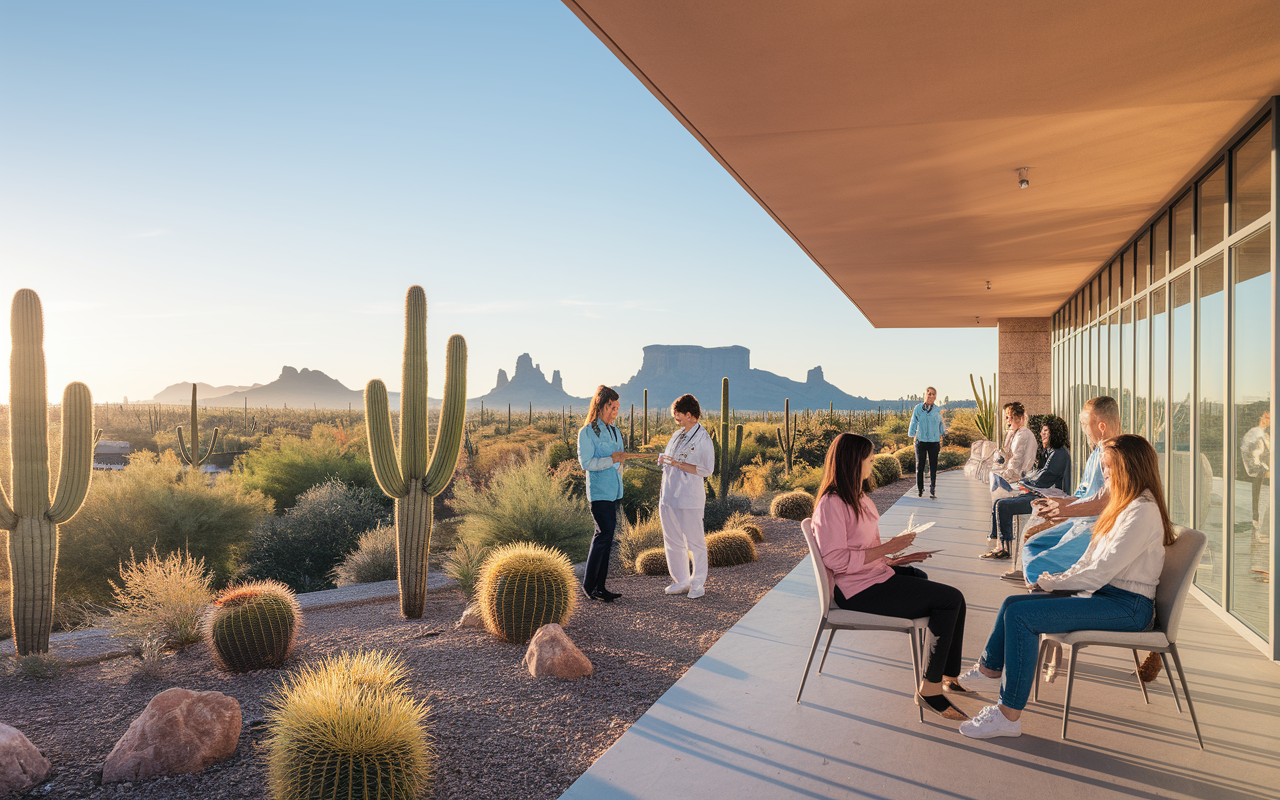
xmin=559 ymin=471 xmax=1280 ymax=800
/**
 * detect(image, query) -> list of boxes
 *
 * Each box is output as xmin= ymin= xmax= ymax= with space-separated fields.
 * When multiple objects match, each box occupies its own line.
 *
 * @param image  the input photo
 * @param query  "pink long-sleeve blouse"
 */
xmin=812 ymin=493 xmax=894 ymax=599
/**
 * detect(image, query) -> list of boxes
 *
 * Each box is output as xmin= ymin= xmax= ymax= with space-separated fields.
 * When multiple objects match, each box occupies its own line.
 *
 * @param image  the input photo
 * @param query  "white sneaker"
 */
xmin=665 ymin=582 xmax=691 ymax=595
xmin=687 ymin=585 xmax=705 ymax=599
xmin=959 ymin=704 xmax=1022 ymax=739
xmin=956 ymin=664 xmax=1002 ymax=694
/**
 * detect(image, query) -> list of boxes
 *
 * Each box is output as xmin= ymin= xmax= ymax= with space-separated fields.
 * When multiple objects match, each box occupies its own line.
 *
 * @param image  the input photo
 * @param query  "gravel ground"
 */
xmin=1 ymin=477 xmax=915 ymax=800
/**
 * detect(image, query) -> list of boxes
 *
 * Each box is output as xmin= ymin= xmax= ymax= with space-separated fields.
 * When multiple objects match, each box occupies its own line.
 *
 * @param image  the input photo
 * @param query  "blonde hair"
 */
xmin=1093 ymin=434 xmax=1175 ymax=546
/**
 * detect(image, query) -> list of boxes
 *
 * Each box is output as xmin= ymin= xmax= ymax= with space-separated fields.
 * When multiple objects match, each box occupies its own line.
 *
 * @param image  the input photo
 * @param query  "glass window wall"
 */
xmin=1195 ymin=256 xmax=1226 ymax=602
xmin=1136 ymin=231 xmax=1151 ymax=294
xmin=1122 ymin=306 xmax=1133 ymax=432
xmin=1170 ymin=274 xmax=1193 ymax=529
xmin=1152 ymin=286 xmax=1169 ymax=491
xmin=1154 ymin=212 xmax=1170 ymax=283
xmin=1198 ymin=163 xmax=1226 ymax=254
xmin=1110 ymin=312 xmax=1121 ymax=404
xmin=1136 ymin=296 xmax=1150 ymax=439
xmin=1233 ymin=118 xmax=1273 ymax=232
xmin=1173 ymin=194 xmax=1194 ymax=269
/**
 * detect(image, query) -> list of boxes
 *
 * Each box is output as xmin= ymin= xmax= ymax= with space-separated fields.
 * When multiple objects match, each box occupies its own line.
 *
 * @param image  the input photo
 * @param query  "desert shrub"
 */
xmin=770 ymin=490 xmax=814 ymax=520
xmin=704 ymin=494 xmax=753 ymax=532
xmin=706 ymin=530 xmax=758 ymax=567
xmin=552 ymin=459 xmax=586 ymax=500
xmin=476 ymin=542 xmax=576 ymax=644
xmin=785 ymin=463 xmax=824 ymax=495
xmin=634 ymin=548 xmax=670 ymax=576
xmin=15 ymin=654 xmax=67 ymax=680
xmin=245 ymin=478 xmax=391 ymax=594
xmin=227 ymin=423 xmax=380 ymax=512
xmin=872 ymin=453 xmax=902 ymax=485
xmin=444 ymin=539 xmax=490 ymax=601
xmin=617 ymin=513 xmax=665 ymax=574
xmin=546 ymin=438 xmax=577 ymax=471
xmin=622 ymin=463 xmax=663 ymax=523
xmin=56 ymin=451 xmax=273 ymax=603
xmin=873 ymin=416 xmax=911 ymax=451
xmin=266 ymin=650 xmax=432 ymax=800
xmin=723 ymin=510 xmax=764 ymax=543
xmin=740 ymin=455 xmax=786 ymax=498
xmin=331 ymin=524 xmax=398 ymax=587
xmin=204 ymin=579 xmax=300 ymax=672
xmin=792 ymin=420 xmax=844 ymax=468
xmin=452 ymin=452 xmax=595 ymax=563
xmin=944 ymin=409 xmax=982 ymax=448
xmin=940 ymin=446 xmax=969 ymax=469
xmin=106 ymin=548 xmax=213 ymax=649
xmin=470 ymin=441 xmax=532 ymax=486
xmin=751 ymin=428 xmax=777 ymax=448
xmin=895 ymin=446 xmax=916 ymax=474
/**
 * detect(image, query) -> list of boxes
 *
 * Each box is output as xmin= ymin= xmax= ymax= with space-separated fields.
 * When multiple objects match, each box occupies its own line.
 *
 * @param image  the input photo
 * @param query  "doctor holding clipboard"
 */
xmin=657 ymin=394 xmax=716 ymax=599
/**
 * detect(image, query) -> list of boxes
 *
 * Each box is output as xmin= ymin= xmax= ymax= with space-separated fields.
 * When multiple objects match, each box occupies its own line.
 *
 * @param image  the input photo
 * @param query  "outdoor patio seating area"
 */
xmin=559 ymin=471 xmax=1280 ymax=800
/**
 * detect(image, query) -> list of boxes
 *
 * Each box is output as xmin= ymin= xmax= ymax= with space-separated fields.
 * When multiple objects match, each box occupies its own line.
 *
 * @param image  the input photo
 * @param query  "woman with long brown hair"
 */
xmin=811 ymin=433 xmax=970 ymax=720
xmin=958 ymin=434 xmax=1175 ymax=739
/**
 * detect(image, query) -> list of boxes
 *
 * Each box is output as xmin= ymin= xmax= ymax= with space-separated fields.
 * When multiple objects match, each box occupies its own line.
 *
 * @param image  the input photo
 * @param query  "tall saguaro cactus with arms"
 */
xmin=2 ymin=289 xmax=95 ymax=655
xmin=717 ymin=377 xmax=743 ymax=500
xmin=365 ymin=286 xmax=467 ymax=619
xmin=176 ymin=383 xmax=220 ymax=469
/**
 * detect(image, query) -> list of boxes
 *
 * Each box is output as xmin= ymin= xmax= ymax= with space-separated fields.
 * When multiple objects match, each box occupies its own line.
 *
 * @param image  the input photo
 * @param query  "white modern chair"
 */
xmin=1033 ymin=526 xmax=1208 ymax=748
xmin=798 ymin=519 xmax=930 ymax=722
xmin=964 ymin=441 xmax=996 ymax=480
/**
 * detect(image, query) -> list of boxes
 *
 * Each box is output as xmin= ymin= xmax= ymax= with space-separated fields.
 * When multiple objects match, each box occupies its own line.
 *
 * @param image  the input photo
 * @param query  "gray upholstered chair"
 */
xmin=1033 ymin=526 xmax=1208 ymax=748
xmin=798 ymin=519 xmax=929 ymax=722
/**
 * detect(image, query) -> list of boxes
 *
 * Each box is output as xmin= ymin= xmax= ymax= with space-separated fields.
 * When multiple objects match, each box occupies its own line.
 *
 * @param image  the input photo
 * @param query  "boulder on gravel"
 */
xmin=522 ymin=623 xmax=592 ymax=679
xmin=0 ymin=723 xmax=50 ymax=796
xmin=455 ymin=603 xmax=485 ymax=629
xmin=102 ymin=687 xmax=241 ymax=783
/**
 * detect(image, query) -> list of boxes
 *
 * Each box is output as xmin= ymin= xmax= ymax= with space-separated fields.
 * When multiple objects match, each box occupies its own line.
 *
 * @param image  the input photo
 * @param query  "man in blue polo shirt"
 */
xmin=908 ymin=386 xmax=947 ymax=499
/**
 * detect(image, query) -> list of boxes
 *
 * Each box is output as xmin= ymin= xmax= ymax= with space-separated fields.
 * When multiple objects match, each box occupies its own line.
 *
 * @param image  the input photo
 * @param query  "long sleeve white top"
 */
xmin=994 ymin=427 xmax=1037 ymax=482
xmin=659 ymin=422 xmax=715 ymax=508
xmin=1035 ymin=491 xmax=1166 ymax=598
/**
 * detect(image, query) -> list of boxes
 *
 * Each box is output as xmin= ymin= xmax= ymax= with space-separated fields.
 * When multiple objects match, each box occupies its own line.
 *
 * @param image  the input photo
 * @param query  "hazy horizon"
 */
xmin=1 ymin=3 xmax=997 ymax=406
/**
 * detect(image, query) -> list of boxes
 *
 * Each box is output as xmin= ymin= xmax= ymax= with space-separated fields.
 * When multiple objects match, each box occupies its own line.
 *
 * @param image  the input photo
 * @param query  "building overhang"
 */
xmin=562 ymin=1 xmax=1280 ymax=327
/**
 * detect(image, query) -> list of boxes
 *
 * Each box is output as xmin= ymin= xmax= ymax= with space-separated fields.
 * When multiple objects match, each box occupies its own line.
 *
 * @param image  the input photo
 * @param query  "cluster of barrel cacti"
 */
xmin=476 ymin=542 xmax=576 ymax=644
xmin=705 ymin=530 xmax=757 ymax=567
xmin=265 ymin=650 xmax=432 ymax=800
xmin=723 ymin=511 xmax=764 ymax=544
xmin=204 ymin=579 xmax=301 ymax=672
xmin=365 ymin=285 xmax=468 ymax=620
xmin=770 ymin=489 xmax=815 ymax=521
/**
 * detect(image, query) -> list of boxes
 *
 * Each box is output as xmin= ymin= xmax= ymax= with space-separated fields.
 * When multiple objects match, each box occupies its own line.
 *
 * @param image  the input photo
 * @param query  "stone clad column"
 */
xmin=997 ymin=318 xmax=1051 ymax=417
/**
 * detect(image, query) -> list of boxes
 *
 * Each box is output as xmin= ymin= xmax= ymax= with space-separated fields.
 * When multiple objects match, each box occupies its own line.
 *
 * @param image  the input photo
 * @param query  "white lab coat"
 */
xmin=659 ymin=423 xmax=716 ymax=589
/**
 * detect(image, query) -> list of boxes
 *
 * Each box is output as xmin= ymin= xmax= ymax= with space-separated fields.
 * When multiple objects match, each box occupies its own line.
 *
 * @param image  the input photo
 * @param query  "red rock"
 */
xmin=0 ymin=723 xmax=50 ymax=796
xmin=102 ymin=688 xmax=241 ymax=783
xmin=522 ymin=623 xmax=593 ymax=678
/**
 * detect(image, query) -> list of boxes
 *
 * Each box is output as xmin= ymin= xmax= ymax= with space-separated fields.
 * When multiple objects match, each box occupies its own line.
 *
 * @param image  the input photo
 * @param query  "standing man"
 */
xmin=908 ymin=387 xmax=947 ymax=499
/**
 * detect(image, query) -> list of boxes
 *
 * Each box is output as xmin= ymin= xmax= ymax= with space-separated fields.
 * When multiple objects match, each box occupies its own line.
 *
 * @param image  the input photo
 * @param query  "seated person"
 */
xmin=812 ymin=433 xmax=970 ymax=721
xmin=990 ymin=401 xmax=1038 ymax=486
xmin=982 ymin=419 xmax=1071 ymax=560
xmin=956 ymin=434 xmax=1174 ymax=739
xmin=1015 ymin=395 xmax=1120 ymax=582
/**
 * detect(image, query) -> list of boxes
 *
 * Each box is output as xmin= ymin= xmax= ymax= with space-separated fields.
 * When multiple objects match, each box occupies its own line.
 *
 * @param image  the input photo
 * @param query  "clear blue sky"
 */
xmin=0 ymin=2 xmax=996 ymax=407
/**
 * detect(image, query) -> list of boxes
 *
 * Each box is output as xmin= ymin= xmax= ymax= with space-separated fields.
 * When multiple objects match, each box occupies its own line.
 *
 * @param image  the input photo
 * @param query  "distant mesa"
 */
xmin=150 ymin=381 xmax=259 ymax=405
xmin=152 ymin=367 xmax=404 ymax=410
xmin=470 ymin=353 xmax=589 ymax=411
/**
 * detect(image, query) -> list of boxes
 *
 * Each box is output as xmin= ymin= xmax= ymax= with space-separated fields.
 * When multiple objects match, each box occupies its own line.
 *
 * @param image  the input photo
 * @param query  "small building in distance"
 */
xmin=93 ymin=440 xmax=131 ymax=471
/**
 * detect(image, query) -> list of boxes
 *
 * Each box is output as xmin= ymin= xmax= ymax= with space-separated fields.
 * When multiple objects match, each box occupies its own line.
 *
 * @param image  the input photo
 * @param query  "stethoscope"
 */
xmin=669 ymin=423 xmax=708 ymax=465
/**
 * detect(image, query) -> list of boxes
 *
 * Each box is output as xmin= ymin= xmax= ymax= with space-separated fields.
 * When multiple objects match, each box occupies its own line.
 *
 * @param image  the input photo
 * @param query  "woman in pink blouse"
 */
xmin=812 ymin=433 xmax=970 ymax=720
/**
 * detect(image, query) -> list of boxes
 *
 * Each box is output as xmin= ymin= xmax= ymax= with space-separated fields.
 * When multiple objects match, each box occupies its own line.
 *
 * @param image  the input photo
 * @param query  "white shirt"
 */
xmin=994 ymin=426 xmax=1038 ymax=482
xmin=659 ymin=423 xmax=715 ymax=509
xmin=1036 ymin=491 xmax=1166 ymax=598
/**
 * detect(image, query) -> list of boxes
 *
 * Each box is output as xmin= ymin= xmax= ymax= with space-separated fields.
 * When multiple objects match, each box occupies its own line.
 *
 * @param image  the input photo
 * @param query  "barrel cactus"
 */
xmin=634 ymin=547 xmax=671 ymax=577
xmin=366 ymin=286 xmax=468 ymax=620
xmin=706 ymin=530 xmax=757 ymax=567
xmin=266 ymin=650 xmax=432 ymax=800
xmin=2 ymin=289 xmax=96 ymax=655
xmin=723 ymin=511 xmax=764 ymax=544
xmin=476 ymin=542 xmax=576 ymax=644
xmin=770 ymin=490 xmax=815 ymax=521
xmin=204 ymin=579 xmax=300 ymax=672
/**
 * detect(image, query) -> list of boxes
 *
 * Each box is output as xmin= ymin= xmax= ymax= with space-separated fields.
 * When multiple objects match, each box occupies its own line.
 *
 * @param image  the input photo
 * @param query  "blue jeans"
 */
xmin=979 ymin=586 xmax=1154 ymax=710
xmin=990 ymin=495 xmax=1034 ymax=546
xmin=1022 ymin=519 xmax=1095 ymax=582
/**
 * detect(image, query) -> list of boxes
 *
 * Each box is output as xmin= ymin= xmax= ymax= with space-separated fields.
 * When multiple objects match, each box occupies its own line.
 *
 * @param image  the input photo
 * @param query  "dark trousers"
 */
xmin=585 ymin=500 xmax=620 ymax=594
xmin=990 ymin=495 xmax=1035 ymax=546
xmin=915 ymin=441 xmax=941 ymax=494
xmin=833 ymin=566 xmax=966 ymax=683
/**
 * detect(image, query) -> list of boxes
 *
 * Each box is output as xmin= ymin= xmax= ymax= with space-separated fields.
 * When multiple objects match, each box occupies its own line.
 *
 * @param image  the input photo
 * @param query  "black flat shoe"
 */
xmin=598 ymin=589 xmax=622 ymax=601
xmin=588 ymin=590 xmax=616 ymax=603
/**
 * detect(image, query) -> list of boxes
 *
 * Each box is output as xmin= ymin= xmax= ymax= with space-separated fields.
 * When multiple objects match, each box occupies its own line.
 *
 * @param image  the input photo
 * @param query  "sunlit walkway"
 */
xmin=559 ymin=471 xmax=1280 ymax=800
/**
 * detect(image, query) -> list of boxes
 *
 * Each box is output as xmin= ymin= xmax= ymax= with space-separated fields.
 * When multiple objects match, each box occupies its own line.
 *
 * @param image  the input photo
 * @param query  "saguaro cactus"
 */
xmin=2 ymin=289 xmax=95 ymax=655
xmin=176 ymin=383 xmax=220 ymax=469
xmin=365 ymin=286 xmax=467 ymax=619
xmin=776 ymin=398 xmax=796 ymax=475
xmin=642 ymin=389 xmax=649 ymax=445
xmin=717 ymin=378 xmax=743 ymax=500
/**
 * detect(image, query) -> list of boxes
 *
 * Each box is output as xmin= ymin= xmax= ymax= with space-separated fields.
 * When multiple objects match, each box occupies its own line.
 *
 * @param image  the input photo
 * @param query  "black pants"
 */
xmin=990 ymin=495 xmax=1035 ymax=546
xmin=915 ymin=441 xmax=941 ymax=494
xmin=834 ymin=566 xmax=966 ymax=683
xmin=585 ymin=500 xmax=621 ymax=594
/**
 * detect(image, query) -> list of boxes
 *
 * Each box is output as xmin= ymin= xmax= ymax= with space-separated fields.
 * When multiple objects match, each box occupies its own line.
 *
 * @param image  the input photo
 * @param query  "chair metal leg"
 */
xmin=1160 ymin=651 xmax=1182 ymax=713
xmin=1131 ymin=650 xmax=1151 ymax=704
xmin=1167 ymin=644 xmax=1205 ymax=749
xmin=1061 ymin=645 xmax=1080 ymax=740
xmin=1033 ymin=638 xmax=1049 ymax=702
xmin=910 ymin=626 xmax=924 ymax=723
xmin=796 ymin=622 xmax=827 ymax=703
xmin=818 ymin=628 xmax=837 ymax=674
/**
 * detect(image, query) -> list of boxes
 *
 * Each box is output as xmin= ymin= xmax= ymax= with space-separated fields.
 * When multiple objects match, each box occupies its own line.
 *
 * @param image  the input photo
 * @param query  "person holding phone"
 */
xmin=811 ymin=433 xmax=970 ymax=720
xmin=656 ymin=394 xmax=715 ymax=598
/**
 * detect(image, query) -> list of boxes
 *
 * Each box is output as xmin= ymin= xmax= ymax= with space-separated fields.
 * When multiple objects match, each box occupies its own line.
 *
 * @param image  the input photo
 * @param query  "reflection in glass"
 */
xmin=1110 ymin=312 xmax=1121 ymax=405
xmin=1120 ymin=248 xmax=1131 ymax=303
xmin=1136 ymin=231 xmax=1150 ymax=294
xmin=1195 ymin=257 xmax=1225 ymax=603
xmin=1152 ymin=286 xmax=1169 ymax=492
xmin=1170 ymin=275 xmax=1192 ymax=528
xmin=1173 ymin=195 xmax=1193 ymax=269
xmin=1121 ymin=306 xmax=1133 ymax=432
xmin=1231 ymin=229 xmax=1271 ymax=637
xmin=1197 ymin=163 xmax=1225 ymax=253
xmin=1153 ymin=213 xmax=1169 ymax=282
xmin=1136 ymin=297 xmax=1149 ymax=439
xmin=1233 ymin=118 xmax=1272 ymax=232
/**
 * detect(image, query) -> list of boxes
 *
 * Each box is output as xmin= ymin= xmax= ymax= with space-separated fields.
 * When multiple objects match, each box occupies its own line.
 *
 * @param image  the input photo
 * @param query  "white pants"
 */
xmin=659 ymin=505 xmax=707 ymax=589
